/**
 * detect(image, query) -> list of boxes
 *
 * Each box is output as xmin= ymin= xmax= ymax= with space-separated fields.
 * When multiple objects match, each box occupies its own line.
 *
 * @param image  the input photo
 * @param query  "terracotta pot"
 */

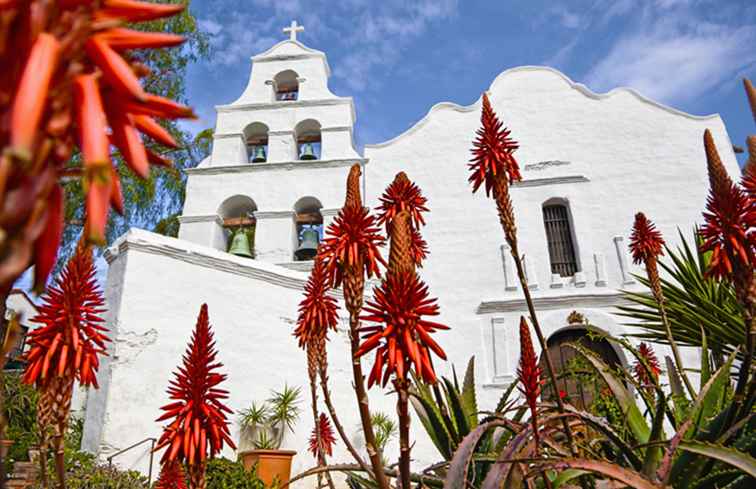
xmin=0 ymin=439 xmax=12 ymax=459
xmin=240 ymin=449 xmax=296 ymax=487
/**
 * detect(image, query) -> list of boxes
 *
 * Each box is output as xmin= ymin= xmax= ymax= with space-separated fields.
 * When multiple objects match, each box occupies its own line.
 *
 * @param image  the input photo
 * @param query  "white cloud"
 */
xmin=585 ymin=20 xmax=756 ymax=104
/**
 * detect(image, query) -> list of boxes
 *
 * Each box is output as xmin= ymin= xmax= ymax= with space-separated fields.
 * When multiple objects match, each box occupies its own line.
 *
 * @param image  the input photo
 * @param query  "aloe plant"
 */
xmin=618 ymin=231 xmax=744 ymax=361
xmin=410 ymin=357 xmax=524 ymax=486
xmin=239 ymin=385 xmax=301 ymax=451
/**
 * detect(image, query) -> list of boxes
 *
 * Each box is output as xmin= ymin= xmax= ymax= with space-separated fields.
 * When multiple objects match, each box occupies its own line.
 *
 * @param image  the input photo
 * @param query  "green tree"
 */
xmin=59 ymin=0 xmax=212 ymax=268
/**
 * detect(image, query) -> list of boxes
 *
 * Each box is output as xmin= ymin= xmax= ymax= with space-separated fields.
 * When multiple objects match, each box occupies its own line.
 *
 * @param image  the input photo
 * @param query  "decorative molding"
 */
xmin=573 ymin=271 xmax=587 ymax=288
xmin=320 ymin=125 xmax=352 ymax=133
xmin=476 ymin=292 xmax=630 ymax=314
xmin=512 ymin=175 xmax=589 ymax=188
xmin=216 ymin=97 xmax=352 ymax=113
xmin=213 ymin=133 xmax=244 ymax=140
xmin=365 ymin=65 xmax=721 ymax=152
xmin=277 ymin=261 xmax=315 ymax=272
xmin=490 ymin=317 xmax=515 ymax=383
xmin=524 ymin=256 xmax=539 ymax=290
xmin=524 ymin=160 xmax=571 ymax=171
xmin=613 ymin=236 xmax=635 ymax=285
xmin=178 ymin=214 xmax=223 ymax=225
xmin=550 ymin=273 xmax=564 ymax=289
xmin=320 ymin=208 xmax=340 ymax=217
xmin=103 ymin=230 xmax=332 ymax=296
xmin=254 ymin=210 xmax=295 ymax=220
xmin=593 ymin=253 xmax=608 ymax=287
xmin=268 ymin=129 xmax=295 ymax=136
xmin=186 ymin=158 xmax=368 ymax=175
xmin=500 ymin=244 xmax=517 ymax=291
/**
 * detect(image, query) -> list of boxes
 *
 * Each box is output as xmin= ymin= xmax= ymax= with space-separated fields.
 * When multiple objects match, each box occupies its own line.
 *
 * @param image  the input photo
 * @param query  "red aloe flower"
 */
xmin=629 ymin=212 xmax=665 ymax=265
xmin=358 ymin=271 xmax=448 ymax=387
xmin=633 ymin=342 xmax=661 ymax=389
xmin=0 ymin=0 xmax=193 ymax=291
xmin=22 ymin=243 xmax=109 ymax=388
xmin=155 ymin=461 xmax=188 ymax=489
xmin=700 ymin=133 xmax=756 ymax=279
xmin=309 ymin=412 xmax=337 ymax=458
xmin=468 ymin=93 xmax=521 ymax=196
xmin=517 ymin=317 xmax=542 ymax=452
xmin=320 ymin=205 xmax=386 ymax=288
xmin=376 ymin=172 xmax=430 ymax=267
xmin=155 ymin=304 xmax=236 ymax=469
xmin=294 ymin=256 xmax=339 ymax=349
xmin=376 ymin=172 xmax=429 ymax=230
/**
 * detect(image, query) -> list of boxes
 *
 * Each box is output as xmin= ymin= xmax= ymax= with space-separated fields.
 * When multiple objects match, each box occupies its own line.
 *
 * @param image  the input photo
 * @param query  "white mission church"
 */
xmin=61 ymin=22 xmax=741 ymax=483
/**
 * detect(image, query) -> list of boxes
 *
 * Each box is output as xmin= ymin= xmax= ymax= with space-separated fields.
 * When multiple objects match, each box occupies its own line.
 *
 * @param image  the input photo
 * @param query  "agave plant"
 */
xmin=411 ymin=356 xmax=525 ymax=486
xmin=238 ymin=385 xmax=301 ymax=451
xmin=618 ymin=230 xmax=743 ymax=362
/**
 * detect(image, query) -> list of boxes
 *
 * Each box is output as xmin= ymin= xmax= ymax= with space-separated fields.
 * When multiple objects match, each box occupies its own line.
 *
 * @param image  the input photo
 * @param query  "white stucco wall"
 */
xmin=89 ymin=40 xmax=742 ymax=488
xmin=82 ymin=230 xmax=434 ymax=487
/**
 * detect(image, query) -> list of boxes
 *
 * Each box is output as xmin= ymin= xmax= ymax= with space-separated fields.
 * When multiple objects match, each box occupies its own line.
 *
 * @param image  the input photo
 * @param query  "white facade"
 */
xmin=82 ymin=32 xmax=740 ymax=486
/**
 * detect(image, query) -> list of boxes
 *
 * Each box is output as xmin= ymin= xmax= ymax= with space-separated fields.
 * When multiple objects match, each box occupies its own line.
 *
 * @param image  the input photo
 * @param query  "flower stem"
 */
xmin=347 ymin=304 xmax=391 ymax=489
xmin=647 ymin=259 xmax=696 ymax=399
xmin=396 ymin=379 xmax=411 ymax=489
xmin=494 ymin=174 xmax=579 ymax=456
xmin=317 ymin=350 xmax=373 ymax=479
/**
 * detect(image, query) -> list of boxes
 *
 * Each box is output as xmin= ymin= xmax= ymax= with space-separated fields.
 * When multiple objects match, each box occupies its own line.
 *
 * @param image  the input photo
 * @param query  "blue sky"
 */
xmin=185 ymin=0 xmax=756 ymax=163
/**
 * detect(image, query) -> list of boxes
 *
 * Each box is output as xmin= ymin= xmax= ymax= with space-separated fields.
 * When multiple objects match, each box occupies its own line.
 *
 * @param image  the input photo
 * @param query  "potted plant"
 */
xmin=238 ymin=385 xmax=301 ymax=487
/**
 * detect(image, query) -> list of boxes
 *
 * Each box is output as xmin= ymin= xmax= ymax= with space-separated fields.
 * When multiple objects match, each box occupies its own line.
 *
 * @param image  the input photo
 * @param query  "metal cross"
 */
xmin=283 ymin=20 xmax=304 ymax=42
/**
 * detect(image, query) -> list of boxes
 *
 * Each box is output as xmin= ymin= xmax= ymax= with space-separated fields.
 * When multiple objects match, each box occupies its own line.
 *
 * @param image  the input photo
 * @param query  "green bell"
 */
xmin=299 ymin=143 xmax=317 ymax=160
xmin=295 ymin=228 xmax=319 ymax=261
xmin=228 ymin=229 xmax=253 ymax=258
xmin=251 ymin=145 xmax=267 ymax=163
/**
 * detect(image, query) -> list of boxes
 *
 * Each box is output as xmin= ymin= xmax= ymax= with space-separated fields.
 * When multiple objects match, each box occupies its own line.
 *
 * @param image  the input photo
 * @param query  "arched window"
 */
xmin=294 ymin=119 xmax=321 ymax=161
xmin=538 ymin=317 xmax=626 ymax=410
xmin=293 ymin=196 xmax=323 ymax=261
xmin=218 ymin=195 xmax=257 ymax=258
xmin=274 ymin=70 xmax=299 ymax=101
xmin=542 ymin=200 xmax=578 ymax=277
xmin=244 ymin=122 xmax=268 ymax=163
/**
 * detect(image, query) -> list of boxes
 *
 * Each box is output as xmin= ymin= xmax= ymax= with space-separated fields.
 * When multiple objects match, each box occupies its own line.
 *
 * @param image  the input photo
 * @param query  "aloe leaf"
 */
xmin=679 ymin=441 xmax=756 ymax=478
xmin=690 ymin=350 xmax=736 ymax=439
xmin=700 ymin=326 xmax=711 ymax=390
xmin=461 ymin=356 xmax=478 ymax=429
xmin=689 ymin=468 xmax=742 ymax=489
xmin=561 ymin=406 xmax=644 ymax=469
xmin=410 ymin=393 xmax=453 ymax=460
xmin=545 ymin=459 xmax=661 ymax=489
xmin=443 ymin=419 xmax=509 ymax=489
xmin=568 ymin=343 xmax=650 ymax=444
xmin=552 ymin=469 xmax=590 ymax=488
xmin=494 ymin=377 xmax=519 ymax=414
xmin=666 ymin=356 xmax=692 ymax=422
xmin=642 ymin=390 xmax=667 ymax=477
xmin=443 ymin=377 xmax=470 ymax=438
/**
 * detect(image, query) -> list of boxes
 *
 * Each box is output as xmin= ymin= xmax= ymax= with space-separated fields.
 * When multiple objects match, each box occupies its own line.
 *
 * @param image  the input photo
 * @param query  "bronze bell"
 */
xmin=228 ymin=229 xmax=253 ymax=258
xmin=299 ymin=143 xmax=317 ymax=160
xmin=295 ymin=228 xmax=319 ymax=261
xmin=251 ymin=145 xmax=267 ymax=163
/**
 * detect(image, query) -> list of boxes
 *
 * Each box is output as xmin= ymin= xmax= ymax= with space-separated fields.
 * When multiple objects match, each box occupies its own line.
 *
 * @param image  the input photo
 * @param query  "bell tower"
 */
xmin=178 ymin=22 xmax=365 ymax=267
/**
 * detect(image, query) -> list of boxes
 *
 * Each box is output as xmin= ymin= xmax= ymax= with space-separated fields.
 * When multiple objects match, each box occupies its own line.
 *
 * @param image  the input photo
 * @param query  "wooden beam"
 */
xmin=295 ymin=212 xmax=323 ymax=225
xmin=223 ymin=216 xmax=256 ymax=228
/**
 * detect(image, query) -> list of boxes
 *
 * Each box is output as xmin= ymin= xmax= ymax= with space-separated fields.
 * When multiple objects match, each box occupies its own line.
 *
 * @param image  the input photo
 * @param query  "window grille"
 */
xmin=543 ymin=204 xmax=578 ymax=277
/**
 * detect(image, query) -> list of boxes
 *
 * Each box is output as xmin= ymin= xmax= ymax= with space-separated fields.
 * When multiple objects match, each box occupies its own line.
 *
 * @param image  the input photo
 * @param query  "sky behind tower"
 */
xmin=186 ymin=0 xmax=756 ymax=164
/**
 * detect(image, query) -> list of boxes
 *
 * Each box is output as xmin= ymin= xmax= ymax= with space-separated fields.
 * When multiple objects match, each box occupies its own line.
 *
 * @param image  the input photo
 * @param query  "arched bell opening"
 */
xmin=294 ymin=119 xmax=321 ymax=161
xmin=274 ymin=69 xmax=299 ymax=101
xmin=293 ymin=196 xmax=323 ymax=261
xmin=537 ymin=314 xmax=628 ymax=411
xmin=218 ymin=195 xmax=257 ymax=258
xmin=244 ymin=122 xmax=269 ymax=164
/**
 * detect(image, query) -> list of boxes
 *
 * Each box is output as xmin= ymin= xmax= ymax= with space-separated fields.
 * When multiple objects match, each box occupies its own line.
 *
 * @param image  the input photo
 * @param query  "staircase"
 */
xmin=6 ymin=459 xmax=39 ymax=488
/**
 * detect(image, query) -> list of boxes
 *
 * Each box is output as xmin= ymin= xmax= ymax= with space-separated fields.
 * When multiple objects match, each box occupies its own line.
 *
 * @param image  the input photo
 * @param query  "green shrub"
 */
xmin=206 ymin=458 xmax=265 ymax=489
xmin=65 ymin=461 xmax=148 ymax=489
xmin=2 ymin=371 xmax=39 ymax=471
